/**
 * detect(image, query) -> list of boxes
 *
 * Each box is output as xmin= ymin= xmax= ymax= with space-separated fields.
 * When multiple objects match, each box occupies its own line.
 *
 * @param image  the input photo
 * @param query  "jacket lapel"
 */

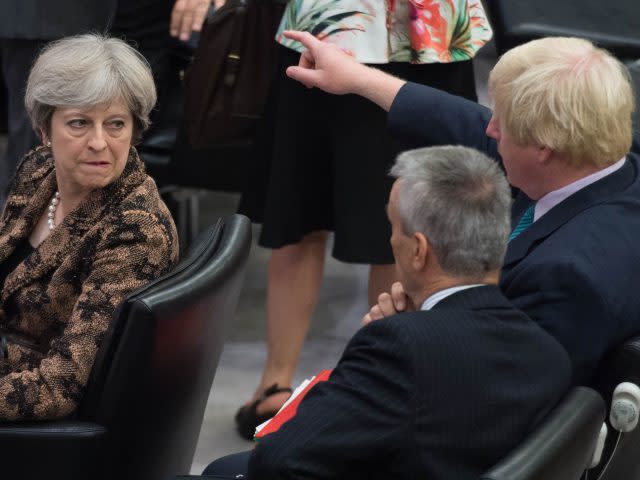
xmin=503 ymin=156 xmax=637 ymax=268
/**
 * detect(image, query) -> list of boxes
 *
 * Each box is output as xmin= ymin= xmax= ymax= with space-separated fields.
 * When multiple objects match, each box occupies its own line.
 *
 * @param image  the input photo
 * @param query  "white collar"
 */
xmin=534 ymin=157 xmax=626 ymax=221
xmin=420 ymin=284 xmax=486 ymax=311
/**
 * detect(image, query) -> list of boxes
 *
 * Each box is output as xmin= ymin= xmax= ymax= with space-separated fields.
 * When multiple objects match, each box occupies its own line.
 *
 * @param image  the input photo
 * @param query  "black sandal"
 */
xmin=235 ymin=383 xmax=293 ymax=441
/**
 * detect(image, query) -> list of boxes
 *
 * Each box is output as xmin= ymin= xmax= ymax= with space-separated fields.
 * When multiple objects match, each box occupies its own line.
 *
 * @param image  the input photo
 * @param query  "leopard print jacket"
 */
xmin=0 ymin=146 xmax=179 ymax=420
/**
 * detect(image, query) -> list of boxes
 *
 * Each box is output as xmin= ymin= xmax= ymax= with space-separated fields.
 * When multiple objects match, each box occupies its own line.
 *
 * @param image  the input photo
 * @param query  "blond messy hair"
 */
xmin=489 ymin=37 xmax=635 ymax=168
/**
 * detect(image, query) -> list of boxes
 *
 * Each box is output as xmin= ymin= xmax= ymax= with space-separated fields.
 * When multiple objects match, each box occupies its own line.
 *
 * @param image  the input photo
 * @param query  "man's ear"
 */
xmin=538 ymin=145 xmax=554 ymax=165
xmin=412 ymin=232 xmax=428 ymax=271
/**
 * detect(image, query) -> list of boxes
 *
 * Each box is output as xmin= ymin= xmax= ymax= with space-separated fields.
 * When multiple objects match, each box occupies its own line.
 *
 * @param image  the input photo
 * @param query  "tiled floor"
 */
xmin=0 ymin=47 xmax=496 ymax=475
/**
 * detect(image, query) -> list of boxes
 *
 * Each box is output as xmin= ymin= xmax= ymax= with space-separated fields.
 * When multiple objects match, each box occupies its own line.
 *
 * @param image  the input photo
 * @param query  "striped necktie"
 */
xmin=509 ymin=203 xmax=536 ymax=241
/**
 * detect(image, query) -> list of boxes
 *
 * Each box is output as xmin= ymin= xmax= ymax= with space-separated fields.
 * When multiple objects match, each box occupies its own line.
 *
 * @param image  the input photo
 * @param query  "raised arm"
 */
xmin=388 ymin=82 xmax=498 ymax=158
xmin=283 ymin=30 xmax=500 ymax=161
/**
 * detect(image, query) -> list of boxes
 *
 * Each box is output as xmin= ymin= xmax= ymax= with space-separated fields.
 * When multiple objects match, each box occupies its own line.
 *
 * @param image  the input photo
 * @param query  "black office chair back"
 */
xmin=80 ymin=214 xmax=252 ymax=479
xmin=481 ymin=387 xmax=605 ymax=480
xmin=484 ymin=0 xmax=640 ymax=59
xmin=591 ymin=336 xmax=640 ymax=480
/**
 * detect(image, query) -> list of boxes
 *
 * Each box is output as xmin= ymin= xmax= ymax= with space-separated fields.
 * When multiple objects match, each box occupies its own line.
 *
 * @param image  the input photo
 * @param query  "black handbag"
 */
xmin=183 ymin=0 xmax=285 ymax=148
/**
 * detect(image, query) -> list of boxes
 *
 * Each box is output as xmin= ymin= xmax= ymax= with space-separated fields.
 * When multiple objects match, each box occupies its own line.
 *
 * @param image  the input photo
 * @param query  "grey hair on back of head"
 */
xmin=390 ymin=145 xmax=512 ymax=279
xmin=25 ymin=33 xmax=156 ymax=142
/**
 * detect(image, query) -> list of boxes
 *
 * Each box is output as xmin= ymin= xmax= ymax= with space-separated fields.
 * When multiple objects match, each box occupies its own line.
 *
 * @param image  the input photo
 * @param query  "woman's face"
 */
xmin=46 ymin=99 xmax=133 ymax=198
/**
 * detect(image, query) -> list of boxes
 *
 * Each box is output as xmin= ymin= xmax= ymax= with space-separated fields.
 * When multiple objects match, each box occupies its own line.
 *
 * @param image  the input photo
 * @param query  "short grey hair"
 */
xmin=390 ymin=146 xmax=512 ymax=279
xmin=25 ymin=34 xmax=156 ymax=142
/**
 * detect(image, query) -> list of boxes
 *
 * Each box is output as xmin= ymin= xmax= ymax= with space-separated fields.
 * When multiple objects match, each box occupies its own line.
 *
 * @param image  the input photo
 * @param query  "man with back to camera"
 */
xmin=283 ymin=31 xmax=640 ymax=385
xmin=201 ymin=145 xmax=570 ymax=480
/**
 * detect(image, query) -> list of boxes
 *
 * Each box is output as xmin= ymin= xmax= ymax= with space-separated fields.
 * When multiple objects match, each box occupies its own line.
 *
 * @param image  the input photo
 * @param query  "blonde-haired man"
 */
xmin=283 ymin=31 xmax=640 ymax=385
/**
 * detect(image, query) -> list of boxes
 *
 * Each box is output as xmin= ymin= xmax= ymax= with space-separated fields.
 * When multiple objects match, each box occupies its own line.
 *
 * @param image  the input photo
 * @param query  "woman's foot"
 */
xmin=235 ymin=384 xmax=292 ymax=440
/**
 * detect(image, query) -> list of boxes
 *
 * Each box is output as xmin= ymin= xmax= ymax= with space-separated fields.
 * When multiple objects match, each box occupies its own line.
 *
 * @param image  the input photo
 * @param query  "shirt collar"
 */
xmin=420 ymin=284 xmax=486 ymax=311
xmin=534 ymin=157 xmax=626 ymax=221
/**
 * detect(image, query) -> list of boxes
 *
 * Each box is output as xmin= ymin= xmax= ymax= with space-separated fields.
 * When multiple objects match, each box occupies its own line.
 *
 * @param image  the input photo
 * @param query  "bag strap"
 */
xmin=224 ymin=0 xmax=248 ymax=89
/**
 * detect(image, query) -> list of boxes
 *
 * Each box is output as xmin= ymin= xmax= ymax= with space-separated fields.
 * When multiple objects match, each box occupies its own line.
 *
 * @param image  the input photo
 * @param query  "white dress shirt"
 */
xmin=534 ymin=157 xmax=625 ymax=221
xmin=420 ymin=284 xmax=485 ymax=311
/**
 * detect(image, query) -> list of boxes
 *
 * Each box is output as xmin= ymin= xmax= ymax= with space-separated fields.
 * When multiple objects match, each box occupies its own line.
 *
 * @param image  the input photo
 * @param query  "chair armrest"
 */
xmin=481 ymin=387 xmax=605 ymax=480
xmin=0 ymin=421 xmax=107 ymax=479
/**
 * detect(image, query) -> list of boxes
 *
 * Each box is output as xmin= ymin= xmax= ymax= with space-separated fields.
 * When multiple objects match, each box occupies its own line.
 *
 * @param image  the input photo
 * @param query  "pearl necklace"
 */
xmin=47 ymin=191 xmax=60 ymax=231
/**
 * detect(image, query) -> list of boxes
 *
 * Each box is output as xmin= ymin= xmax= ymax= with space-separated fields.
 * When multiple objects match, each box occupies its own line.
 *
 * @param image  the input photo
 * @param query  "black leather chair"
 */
xmin=481 ymin=387 xmax=605 ymax=480
xmin=484 ymin=0 xmax=640 ymax=60
xmin=591 ymin=335 xmax=640 ymax=480
xmin=0 ymin=214 xmax=252 ymax=480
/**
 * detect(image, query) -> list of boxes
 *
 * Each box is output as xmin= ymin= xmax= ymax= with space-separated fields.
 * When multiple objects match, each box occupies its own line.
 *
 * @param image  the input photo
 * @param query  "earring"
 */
xmin=46 ymin=141 xmax=51 ymax=147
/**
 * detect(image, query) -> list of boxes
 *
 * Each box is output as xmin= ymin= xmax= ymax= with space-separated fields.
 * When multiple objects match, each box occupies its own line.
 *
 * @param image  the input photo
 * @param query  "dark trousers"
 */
xmin=0 ymin=39 xmax=44 ymax=206
xmin=202 ymin=450 xmax=251 ymax=478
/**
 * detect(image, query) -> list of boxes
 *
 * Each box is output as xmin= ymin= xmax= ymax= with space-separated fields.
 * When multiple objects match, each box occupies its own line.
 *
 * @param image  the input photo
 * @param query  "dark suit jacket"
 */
xmin=0 ymin=146 xmax=179 ymax=420
xmin=0 ymin=1 xmax=118 ymax=39
xmin=249 ymin=286 xmax=570 ymax=480
xmin=388 ymin=82 xmax=640 ymax=384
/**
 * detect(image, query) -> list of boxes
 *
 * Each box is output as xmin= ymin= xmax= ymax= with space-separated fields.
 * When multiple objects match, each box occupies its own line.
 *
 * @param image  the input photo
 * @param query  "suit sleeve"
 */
xmin=249 ymin=320 xmax=417 ymax=480
xmin=388 ymin=82 xmax=499 ymax=161
xmin=0 ymin=210 xmax=178 ymax=420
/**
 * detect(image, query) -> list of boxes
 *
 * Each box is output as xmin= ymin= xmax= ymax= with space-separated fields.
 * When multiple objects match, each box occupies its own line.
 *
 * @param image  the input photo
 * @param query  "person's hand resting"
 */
xmin=170 ymin=0 xmax=212 ymax=41
xmin=362 ymin=282 xmax=416 ymax=325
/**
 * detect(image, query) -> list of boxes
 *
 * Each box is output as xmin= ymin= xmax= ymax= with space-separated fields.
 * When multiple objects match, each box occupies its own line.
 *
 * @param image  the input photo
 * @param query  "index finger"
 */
xmin=391 ymin=282 xmax=406 ymax=311
xmin=283 ymin=30 xmax=321 ymax=51
xmin=377 ymin=292 xmax=395 ymax=317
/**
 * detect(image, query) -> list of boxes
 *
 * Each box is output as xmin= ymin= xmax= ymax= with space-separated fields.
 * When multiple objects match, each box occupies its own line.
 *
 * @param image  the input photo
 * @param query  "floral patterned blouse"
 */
xmin=276 ymin=0 xmax=493 ymax=64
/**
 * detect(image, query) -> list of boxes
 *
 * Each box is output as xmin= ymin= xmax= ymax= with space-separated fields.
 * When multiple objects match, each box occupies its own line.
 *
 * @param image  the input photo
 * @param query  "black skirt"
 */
xmin=239 ymin=45 xmax=478 ymax=264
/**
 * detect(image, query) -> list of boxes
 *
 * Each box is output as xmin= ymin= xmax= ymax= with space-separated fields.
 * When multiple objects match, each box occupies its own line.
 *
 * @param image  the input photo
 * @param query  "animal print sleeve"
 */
xmin=0 ymin=210 xmax=179 ymax=420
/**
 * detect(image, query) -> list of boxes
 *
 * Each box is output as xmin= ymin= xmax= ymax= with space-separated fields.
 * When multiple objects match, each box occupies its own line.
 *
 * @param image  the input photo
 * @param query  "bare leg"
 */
xmin=250 ymin=230 xmax=328 ymax=415
xmin=368 ymin=263 xmax=397 ymax=307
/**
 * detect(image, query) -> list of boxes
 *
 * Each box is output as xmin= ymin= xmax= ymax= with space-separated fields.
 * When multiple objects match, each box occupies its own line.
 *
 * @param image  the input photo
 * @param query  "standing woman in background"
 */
xmin=236 ymin=0 xmax=493 ymax=439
